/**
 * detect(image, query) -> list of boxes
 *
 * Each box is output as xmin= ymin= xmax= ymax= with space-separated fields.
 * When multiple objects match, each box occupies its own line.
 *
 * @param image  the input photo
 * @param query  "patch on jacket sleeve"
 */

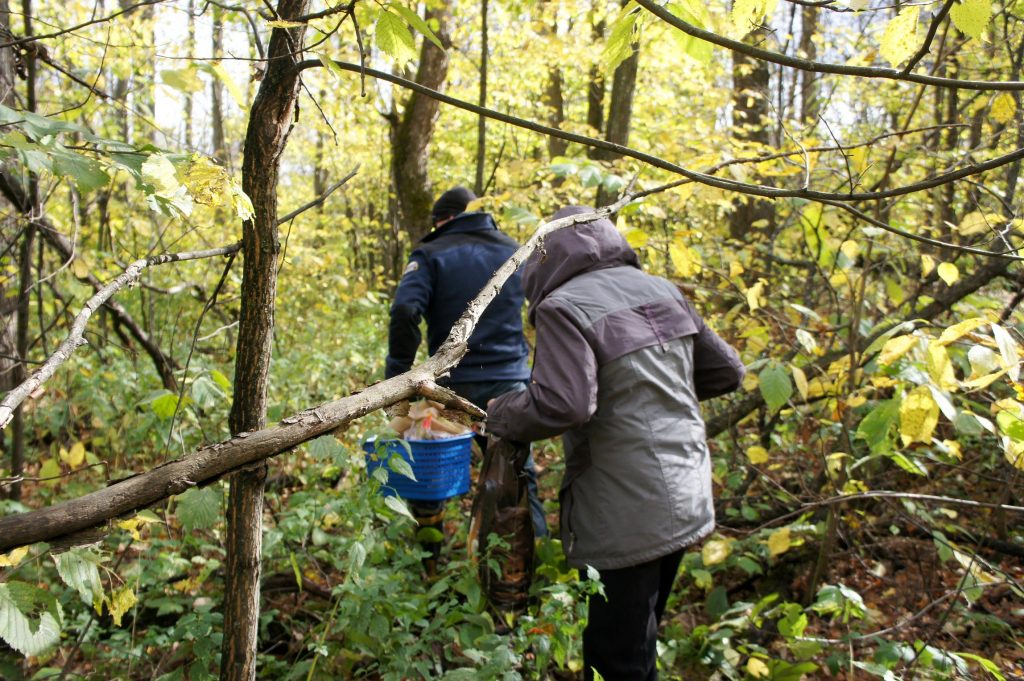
xmin=402 ymin=260 xmax=420 ymax=276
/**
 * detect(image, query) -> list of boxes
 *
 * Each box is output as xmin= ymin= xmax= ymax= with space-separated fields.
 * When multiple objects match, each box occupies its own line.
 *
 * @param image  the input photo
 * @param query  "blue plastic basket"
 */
xmin=363 ymin=432 xmax=474 ymax=501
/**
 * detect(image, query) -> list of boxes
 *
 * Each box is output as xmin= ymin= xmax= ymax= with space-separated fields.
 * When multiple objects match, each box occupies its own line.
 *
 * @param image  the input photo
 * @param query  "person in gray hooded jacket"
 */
xmin=486 ymin=206 xmax=745 ymax=681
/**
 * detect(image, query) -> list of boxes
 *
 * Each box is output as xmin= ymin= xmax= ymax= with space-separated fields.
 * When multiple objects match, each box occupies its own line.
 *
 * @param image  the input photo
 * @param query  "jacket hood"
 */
xmin=420 ymin=211 xmax=496 ymax=243
xmin=523 ymin=205 xmax=640 ymax=322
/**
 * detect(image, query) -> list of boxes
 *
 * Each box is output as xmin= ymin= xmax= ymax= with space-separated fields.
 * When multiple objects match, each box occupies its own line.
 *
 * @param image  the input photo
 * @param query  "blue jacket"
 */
xmin=385 ymin=211 xmax=530 ymax=383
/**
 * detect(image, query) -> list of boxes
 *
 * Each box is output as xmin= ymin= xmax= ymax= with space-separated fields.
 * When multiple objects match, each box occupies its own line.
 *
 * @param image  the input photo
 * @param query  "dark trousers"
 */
xmin=583 ymin=548 xmax=685 ymax=681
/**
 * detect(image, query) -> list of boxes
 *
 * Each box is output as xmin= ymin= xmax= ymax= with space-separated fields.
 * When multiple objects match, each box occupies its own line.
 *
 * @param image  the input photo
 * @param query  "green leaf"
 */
xmin=950 ymin=0 xmax=991 ymax=39
xmin=603 ymin=6 xmax=640 ymax=71
xmin=880 ymin=6 xmax=922 ymax=67
xmin=190 ymin=375 xmax=225 ymax=410
xmin=150 ymin=392 xmax=179 ymax=420
xmin=384 ymin=495 xmax=415 ymax=521
xmin=141 ymin=153 xmax=181 ymax=199
xmin=388 ymin=452 xmax=417 ymax=481
xmin=391 ymin=4 xmax=444 ymax=50
xmin=0 ymin=582 xmax=63 ymax=656
xmin=50 ymin=148 xmax=110 ymax=192
xmin=502 ymin=206 xmax=539 ymax=225
xmin=855 ymin=398 xmax=900 ymax=453
xmin=54 ymin=549 xmax=103 ymax=609
xmin=667 ymin=1 xmax=714 ymax=64
xmin=195 ymin=62 xmax=247 ymax=108
xmin=161 ymin=68 xmax=204 ymax=94
xmin=375 ymin=10 xmax=417 ymax=65
xmin=0 ymin=103 xmax=82 ymax=140
xmin=890 ymin=452 xmax=928 ymax=476
xmin=210 ymin=369 xmax=232 ymax=391
xmin=317 ymin=52 xmax=348 ymax=82
xmin=176 ymin=486 xmax=221 ymax=531
xmin=953 ymin=652 xmax=1006 ymax=681
xmin=759 ymin=363 xmax=793 ymax=412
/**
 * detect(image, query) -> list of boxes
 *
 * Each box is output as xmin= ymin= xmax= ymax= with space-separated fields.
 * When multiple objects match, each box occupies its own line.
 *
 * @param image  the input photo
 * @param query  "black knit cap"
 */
xmin=430 ymin=186 xmax=477 ymax=223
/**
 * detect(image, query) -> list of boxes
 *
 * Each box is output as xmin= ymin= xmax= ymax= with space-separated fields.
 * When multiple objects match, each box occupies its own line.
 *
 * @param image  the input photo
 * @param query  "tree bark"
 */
xmin=474 ymin=0 xmax=488 ymax=194
xmin=390 ymin=8 xmax=451 ymax=246
xmin=595 ymin=4 xmax=639 ymax=206
xmin=729 ymin=23 xmax=775 ymax=240
xmin=799 ymin=6 xmax=819 ymax=125
xmin=221 ymin=1 xmax=309 ymax=678
xmin=585 ymin=17 xmax=605 ymax=158
xmin=211 ymin=3 xmax=226 ymax=163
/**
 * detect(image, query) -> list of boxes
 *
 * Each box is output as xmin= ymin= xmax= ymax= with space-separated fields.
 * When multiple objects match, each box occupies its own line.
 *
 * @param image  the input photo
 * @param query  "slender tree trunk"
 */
xmin=184 ymin=0 xmax=195 ymax=148
xmin=474 ymin=0 xmax=488 ymax=195
xmin=0 ymin=0 xmax=20 ymax=498
xmin=729 ymin=23 xmax=775 ymax=240
xmin=543 ymin=3 xmax=567 ymax=160
xmin=221 ymin=2 xmax=309 ymax=679
xmin=390 ymin=8 xmax=452 ymax=246
xmin=8 ymin=0 xmax=38 ymax=503
xmin=211 ymin=3 xmax=226 ymax=163
xmin=799 ymin=6 xmax=819 ymax=125
xmin=585 ymin=17 xmax=605 ymax=158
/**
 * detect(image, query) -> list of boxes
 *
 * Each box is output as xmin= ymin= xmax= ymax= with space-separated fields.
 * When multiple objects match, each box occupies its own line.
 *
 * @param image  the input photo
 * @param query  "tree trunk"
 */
xmin=221 ymin=1 xmax=309 ymax=678
xmin=729 ymin=23 xmax=775 ymax=240
xmin=585 ymin=17 xmax=605 ymax=158
xmin=595 ymin=4 xmax=638 ymax=206
xmin=390 ymin=8 xmax=452 ymax=246
xmin=0 ymin=0 xmax=20 ymax=499
xmin=799 ymin=6 xmax=819 ymax=125
xmin=474 ymin=0 xmax=488 ymax=194
xmin=211 ymin=3 xmax=226 ymax=163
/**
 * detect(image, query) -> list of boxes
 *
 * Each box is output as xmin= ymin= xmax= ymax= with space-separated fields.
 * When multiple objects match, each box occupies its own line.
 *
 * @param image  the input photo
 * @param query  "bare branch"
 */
xmin=275 ymin=165 xmax=358 ymax=224
xmin=297 ymin=58 xmax=1024 ymax=209
xmin=0 ymin=243 xmax=241 ymax=431
xmin=0 ymin=0 xmax=166 ymax=50
xmin=635 ymin=0 xmax=1024 ymax=91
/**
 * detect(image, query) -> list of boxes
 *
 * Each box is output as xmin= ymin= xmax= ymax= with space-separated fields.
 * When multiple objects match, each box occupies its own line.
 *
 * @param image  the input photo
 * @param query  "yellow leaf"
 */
xmin=60 ymin=441 xmax=86 ymax=469
xmin=992 ymin=93 xmax=1017 ymax=124
xmin=669 ymin=240 xmax=702 ymax=278
xmin=878 ymin=335 xmax=918 ymax=366
xmin=767 ymin=527 xmax=791 ymax=557
xmin=942 ymin=439 xmax=963 ymax=460
xmin=141 ymin=153 xmax=180 ymax=199
xmin=1005 ymin=439 xmax=1024 ymax=470
xmin=746 ymin=279 xmax=766 ymax=312
xmin=880 ymin=6 xmax=922 ymax=67
xmin=926 ymin=343 xmax=958 ymax=391
xmin=729 ymin=260 xmax=745 ymax=278
xmin=936 ymin=318 xmax=989 ymax=346
xmin=117 ymin=518 xmax=141 ymax=541
xmin=921 ymin=253 xmax=935 ymax=277
xmin=107 ymin=586 xmax=137 ymax=627
xmin=747 ymin=445 xmax=769 ymax=464
xmin=702 ymin=539 xmax=732 ymax=566
xmin=937 ymin=262 xmax=959 ymax=285
xmin=956 ymin=211 xmax=1000 ymax=236
xmin=950 ymin=0 xmax=991 ymax=39
xmin=900 ymin=386 xmax=940 ymax=446
xmin=623 ymin=228 xmax=649 ymax=248
xmin=840 ymin=239 xmax=860 ymax=261
xmin=962 ymin=369 xmax=1006 ymax=390
xmin=0 ymin=546 xmax=29 ymax=567
xmin=847 ymin=394 xmax=867 ymax=408
xmin=792 ymin=365 xmax=809 ymax=400
xmin=743 ymin=371 xmax=760 ymax=392
xmin=747 ymin=658 xmax=770 ymax=678
xmin=850 ymin=146 xmax=868 ymax=174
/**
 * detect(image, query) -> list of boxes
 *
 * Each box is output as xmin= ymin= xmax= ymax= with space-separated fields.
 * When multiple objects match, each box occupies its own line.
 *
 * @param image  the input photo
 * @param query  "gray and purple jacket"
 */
xmin=487 ymin=206 xmax=745 ymax=570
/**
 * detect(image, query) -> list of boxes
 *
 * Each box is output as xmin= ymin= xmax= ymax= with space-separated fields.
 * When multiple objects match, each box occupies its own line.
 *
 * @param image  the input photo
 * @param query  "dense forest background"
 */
xmin=0 ymin=0 xmax=1022 ymax=679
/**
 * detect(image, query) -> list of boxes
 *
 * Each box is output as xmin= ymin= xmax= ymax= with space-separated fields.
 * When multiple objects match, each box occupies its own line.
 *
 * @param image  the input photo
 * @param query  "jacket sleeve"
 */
xmin=691 ymin=312 xmax=746 ymax=401
xmin=385 ymin=252 xmax=432 ymax=379
xmin=486 ymin=300 xmax=597 ymax=442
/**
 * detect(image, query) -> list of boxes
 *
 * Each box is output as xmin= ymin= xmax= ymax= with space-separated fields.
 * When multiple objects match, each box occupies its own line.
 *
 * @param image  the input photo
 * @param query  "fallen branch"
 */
xmin=0 ymin=244 xmax=241 ymax=431
xmin=0 ymin=197 xmax=637 ymax=551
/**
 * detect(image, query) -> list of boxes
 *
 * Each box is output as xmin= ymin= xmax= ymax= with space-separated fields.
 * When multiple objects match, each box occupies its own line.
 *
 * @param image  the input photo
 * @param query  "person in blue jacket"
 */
xmin=385 ymin=187 xmax=548 ymax=570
